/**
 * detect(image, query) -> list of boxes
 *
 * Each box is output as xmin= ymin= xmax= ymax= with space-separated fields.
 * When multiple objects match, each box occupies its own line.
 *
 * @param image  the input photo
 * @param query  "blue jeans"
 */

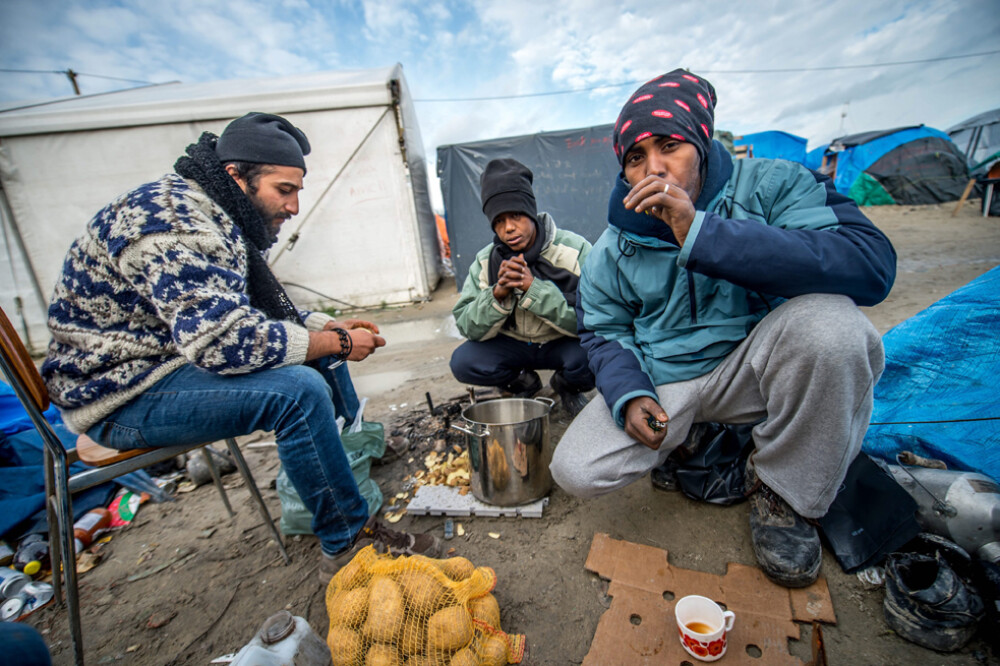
xmin=86 ymin=359 xmax=369 ymax=554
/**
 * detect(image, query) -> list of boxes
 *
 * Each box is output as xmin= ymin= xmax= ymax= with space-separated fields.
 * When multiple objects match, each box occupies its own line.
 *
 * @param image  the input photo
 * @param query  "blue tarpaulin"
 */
xmin=863 ymin=267 xmax=1000 ymax=483
xmin=831 ymin=126 xmax=953 ymax=196
xmin=1 ymin=380 xmax=125 ymax=540
xmin=734 ymin=131 xmax=807 ymax=164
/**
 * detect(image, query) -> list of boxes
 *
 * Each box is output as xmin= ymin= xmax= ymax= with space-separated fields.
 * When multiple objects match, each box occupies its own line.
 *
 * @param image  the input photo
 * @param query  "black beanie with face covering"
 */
xmin=612 ymin=69 xmax=717 ymax=168
xmin=480 ymin=158 xmax=538 ymax=226
xmin=216 ymin=112 xmax=311 ymax=173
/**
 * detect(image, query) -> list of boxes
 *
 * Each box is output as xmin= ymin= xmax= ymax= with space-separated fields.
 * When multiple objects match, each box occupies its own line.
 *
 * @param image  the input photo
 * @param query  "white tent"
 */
xmin=0 ymin=64 xmax=439 ymax=352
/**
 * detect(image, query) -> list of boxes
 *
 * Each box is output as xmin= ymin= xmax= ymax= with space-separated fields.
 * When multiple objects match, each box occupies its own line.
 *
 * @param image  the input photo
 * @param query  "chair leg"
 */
xmin=52 ymin=453 xmax=85 ymax=665
xmin=43 ymin=446 xmax=63 ymax=606
xmin=225 ymin=437 xmax=290 ymax=565
xmin=202 ymin=447 xmax=235 ymax=518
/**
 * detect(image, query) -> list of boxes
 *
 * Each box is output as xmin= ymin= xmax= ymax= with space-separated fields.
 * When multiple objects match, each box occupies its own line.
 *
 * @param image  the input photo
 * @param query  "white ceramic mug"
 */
xmin=674 ymin=594 xmax=736 ymax=662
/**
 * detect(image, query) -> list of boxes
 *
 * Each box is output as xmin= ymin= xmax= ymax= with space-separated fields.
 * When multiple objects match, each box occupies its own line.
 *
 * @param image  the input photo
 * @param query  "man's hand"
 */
xmin=325 ymin=319 xmax=380 ymax=335
xmin=492 ymin=254 xmax=534 ymax=300
xmin=345 ymin=327 xmax=385 ymax=361
xmin=623 ymin=175 xmax=696 ymax=246
xmin=624 ymin=396 xmax=670 ymax=450
xmin=307 ymin=328 xmax=385 ymax=362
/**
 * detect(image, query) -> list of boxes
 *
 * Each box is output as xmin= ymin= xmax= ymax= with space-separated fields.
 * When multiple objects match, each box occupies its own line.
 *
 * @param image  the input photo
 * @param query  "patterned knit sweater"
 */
xmin=42 ymin=174 xmax=331 ymax=434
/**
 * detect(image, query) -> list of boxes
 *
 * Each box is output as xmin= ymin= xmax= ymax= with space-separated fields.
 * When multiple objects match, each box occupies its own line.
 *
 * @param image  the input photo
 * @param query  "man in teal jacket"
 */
xmin=551 ymin=70 xmax=896 ymax=587
xmin=450 ymin=159 xmax=595 ymax=415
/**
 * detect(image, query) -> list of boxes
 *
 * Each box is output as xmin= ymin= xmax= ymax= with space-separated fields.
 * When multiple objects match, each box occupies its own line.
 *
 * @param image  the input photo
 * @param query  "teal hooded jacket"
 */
xmin=578 ymin=141 xmax=896 ymax=426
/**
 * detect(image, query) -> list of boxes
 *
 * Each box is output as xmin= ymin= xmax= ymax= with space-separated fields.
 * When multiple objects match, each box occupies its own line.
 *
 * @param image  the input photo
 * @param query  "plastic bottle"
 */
xmin=13 ymin=533 xmax=50 ymax=577
xmin=230 ymin=610 xmax=332 ymax=666
xmin=73 ymin=508 xmax=112 ymax=553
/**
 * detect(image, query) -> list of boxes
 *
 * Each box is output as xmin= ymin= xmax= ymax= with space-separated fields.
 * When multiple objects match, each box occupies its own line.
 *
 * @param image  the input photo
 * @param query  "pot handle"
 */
xmin=535 ymin=396 xmax=555 ymax=407
xmin=451 ymin=423 xmax=490 ymax=439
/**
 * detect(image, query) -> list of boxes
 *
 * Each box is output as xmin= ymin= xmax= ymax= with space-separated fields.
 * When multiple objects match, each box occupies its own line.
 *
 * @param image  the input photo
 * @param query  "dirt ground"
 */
xmin=23 ymin=198 xmax=1000 ymax=665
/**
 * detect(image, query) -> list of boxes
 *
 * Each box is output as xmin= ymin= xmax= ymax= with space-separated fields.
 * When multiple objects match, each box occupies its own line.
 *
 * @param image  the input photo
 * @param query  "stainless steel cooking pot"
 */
xmin=451 ymin=397 xmax=554 ymax=506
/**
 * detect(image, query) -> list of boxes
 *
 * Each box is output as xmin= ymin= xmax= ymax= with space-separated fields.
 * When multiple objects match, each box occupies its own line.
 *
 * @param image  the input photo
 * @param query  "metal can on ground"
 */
xmin=0 ymin=568 xmax=31 ymax=599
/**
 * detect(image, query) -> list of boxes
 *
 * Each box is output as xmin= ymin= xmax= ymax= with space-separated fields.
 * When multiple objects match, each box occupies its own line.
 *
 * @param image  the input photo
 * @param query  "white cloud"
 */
xmin=0 ymin=0 xmax=997 ymax=210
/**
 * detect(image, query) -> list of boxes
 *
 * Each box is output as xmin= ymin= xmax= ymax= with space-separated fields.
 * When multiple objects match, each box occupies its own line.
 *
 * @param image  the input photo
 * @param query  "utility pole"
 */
xmin=64 ymin=69 xmax=80 ymax=95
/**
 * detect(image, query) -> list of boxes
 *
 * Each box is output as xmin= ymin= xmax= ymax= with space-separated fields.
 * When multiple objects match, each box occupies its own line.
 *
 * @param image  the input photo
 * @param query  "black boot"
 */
xmin=549 ymin=371 xmax=590 ymax=416
xmin=501 ymin=369 xmax=542 ymax=398
xmin=745 ymin=459 xmax=822 ymax=588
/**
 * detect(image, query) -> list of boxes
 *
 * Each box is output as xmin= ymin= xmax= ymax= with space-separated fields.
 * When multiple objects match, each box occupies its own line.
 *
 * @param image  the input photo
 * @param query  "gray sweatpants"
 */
xmin=550 ymin=294 xmax=885 ymax=519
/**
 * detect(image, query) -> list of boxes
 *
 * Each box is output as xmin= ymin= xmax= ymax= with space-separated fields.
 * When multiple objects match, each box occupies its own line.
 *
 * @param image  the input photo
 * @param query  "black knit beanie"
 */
xmin=612 ymin=69 xmax=717 ymax=168
xmin=480 ymin=158 xmax=537 ymax=225
xmin=216 ymin=112 xmax=311 ymax=173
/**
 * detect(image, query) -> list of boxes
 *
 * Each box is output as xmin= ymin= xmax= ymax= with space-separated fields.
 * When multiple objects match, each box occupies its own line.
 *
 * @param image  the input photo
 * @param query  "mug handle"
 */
xmin=722 ymin=611 xmax=735 ymax=632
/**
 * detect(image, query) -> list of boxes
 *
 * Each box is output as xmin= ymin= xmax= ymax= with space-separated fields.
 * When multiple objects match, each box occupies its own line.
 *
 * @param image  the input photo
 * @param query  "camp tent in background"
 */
xmin=733 ymin=131 xmax=807 ymax=164
xmin=823 ymin=125 xmax=971 ymax=206
xmin=437 ymin=124 xmax=619 ymax=284
xmin=0 ymin=64 xmax=439 ymax=352
xmin=804 ymin=144 xmax=829 ymax=172
xmin=948 ymin=107 xmax=1000 ymax=174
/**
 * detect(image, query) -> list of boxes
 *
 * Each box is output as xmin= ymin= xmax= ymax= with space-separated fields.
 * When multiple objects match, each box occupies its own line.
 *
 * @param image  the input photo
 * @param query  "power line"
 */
xmin=413 ymin=48 xmax=1000 ymax=102
xmin=0 ymin=67 xmax=158 ymax=85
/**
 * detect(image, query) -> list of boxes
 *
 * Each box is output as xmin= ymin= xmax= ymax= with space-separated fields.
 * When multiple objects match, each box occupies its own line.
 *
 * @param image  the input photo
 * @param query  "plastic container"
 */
xmin=73 ymin=508 xmax=112 ymax=553
xmin=13 ymin=534 xmax=49 ymax=577
xmin=230 ymin=610 xmax=332 ymax=666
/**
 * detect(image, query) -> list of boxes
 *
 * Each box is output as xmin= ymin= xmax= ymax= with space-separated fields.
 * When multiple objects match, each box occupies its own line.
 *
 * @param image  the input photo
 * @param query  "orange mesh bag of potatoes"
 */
xmin=326 ymin=545 xmax=526 ymax=666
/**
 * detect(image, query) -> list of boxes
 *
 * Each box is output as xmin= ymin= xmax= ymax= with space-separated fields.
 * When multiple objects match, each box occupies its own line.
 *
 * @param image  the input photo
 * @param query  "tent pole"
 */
xmin=268 ymin=107 xmax=391 ymax=267
xmin=0 ymin=185 xmax=49 ymax=327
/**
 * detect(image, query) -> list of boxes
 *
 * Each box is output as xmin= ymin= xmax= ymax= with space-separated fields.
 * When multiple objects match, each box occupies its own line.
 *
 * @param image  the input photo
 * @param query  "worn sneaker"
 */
xmin=502 ymin=369 xmax=542 ymax=398
xmin=745 ymin=460 xmax=822 ymax=588
xmin=319 ymin=516 xmax=443 ymax=585
xmin=549 ymin=371 xmax=591 ymax=416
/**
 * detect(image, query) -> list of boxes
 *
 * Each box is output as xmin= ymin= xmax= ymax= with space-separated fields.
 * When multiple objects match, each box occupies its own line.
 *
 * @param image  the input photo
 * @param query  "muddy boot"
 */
xmin=884 ymin=552 xmax=984 ymax=651
xmin=549 ymin=371 xmax=590 ymax=417
xmin=883 ymin=534 xmax=985 ymax=652
xmin=650 ymin=457 xmax=681 ymax=492
xmin=501 ymin=369 xmax=542 ymax=399
xmin=319 ymin=516 xmax=443 ymax=585
xmin=745 ymin=459 xmax=821 ymax=588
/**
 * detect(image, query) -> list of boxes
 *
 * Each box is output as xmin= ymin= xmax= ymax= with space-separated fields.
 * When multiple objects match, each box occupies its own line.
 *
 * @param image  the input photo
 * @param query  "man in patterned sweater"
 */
xmin=42 ymin=113 xmax=440 ymax=582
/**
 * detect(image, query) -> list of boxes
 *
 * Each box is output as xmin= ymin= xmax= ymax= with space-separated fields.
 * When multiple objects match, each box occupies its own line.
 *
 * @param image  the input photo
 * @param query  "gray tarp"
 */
xmin=437 ymin=124 xmax=620 ymax=284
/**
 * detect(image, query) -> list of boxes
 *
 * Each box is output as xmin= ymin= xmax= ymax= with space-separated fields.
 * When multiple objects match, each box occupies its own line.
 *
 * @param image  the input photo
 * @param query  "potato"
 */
xmin=330 ymin=586 xmax=370 ymax=628
xmin=468 ymin=594 xmax=501 ymax=628
xmin=335 ymin=553 xmax=369 ymax=590
xmin=363 ymin=576 xmax=405 ymax=643
xmin=438 ymin=557 xmax=475 ymax=581
xmin=328 ymin=626 xmax=363 ymax=666
xmin=365 ymin=643 xmax=402 ymax=666
xmin=449 ymin=647 xmax=478 ymax=666
xmin=426 ymin=605 xmax=473 ymax=652
xmin=403 ymin=657 xmax=435 ymax=666
xmin=479 ymin=634 xmax=509 ymax=666
xmin=399 ymin=617 xmax=427 ymax=656
xmin=398 ymin=569 xmax=448 ymax=616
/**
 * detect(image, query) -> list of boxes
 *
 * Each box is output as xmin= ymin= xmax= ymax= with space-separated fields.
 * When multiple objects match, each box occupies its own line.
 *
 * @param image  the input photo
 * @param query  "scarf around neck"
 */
xmin=174 ymin=132 xmax=303 ymax=326
xmin=487 ymin=215 xmax=580 ymax=315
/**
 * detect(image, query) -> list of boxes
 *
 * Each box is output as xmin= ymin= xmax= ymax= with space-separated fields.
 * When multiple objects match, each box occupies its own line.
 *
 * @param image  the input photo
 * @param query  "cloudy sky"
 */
xmin=1 ymin=0 xmax=997 ymax=210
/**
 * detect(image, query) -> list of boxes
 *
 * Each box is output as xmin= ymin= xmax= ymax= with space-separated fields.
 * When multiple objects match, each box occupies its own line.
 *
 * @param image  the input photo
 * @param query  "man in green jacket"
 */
xmin=450 ymin=158 xmax=595 ymax=415
xmin=551 ymin=70 xmax=896 ymax=588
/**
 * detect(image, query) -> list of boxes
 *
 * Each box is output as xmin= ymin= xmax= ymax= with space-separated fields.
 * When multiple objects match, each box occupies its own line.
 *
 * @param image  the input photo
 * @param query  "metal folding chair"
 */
xmin=0 ymin=306 xmax=290 ymax=665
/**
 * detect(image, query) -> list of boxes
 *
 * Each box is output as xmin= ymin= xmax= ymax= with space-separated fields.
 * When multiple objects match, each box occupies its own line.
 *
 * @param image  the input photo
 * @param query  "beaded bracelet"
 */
xmin=332 ymin=327 xmax=352 ymax=361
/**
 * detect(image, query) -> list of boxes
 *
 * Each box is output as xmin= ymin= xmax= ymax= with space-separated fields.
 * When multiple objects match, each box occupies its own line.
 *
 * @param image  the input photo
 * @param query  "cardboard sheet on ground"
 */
xmin=583 ymin=533 xmax=836 ymax=665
